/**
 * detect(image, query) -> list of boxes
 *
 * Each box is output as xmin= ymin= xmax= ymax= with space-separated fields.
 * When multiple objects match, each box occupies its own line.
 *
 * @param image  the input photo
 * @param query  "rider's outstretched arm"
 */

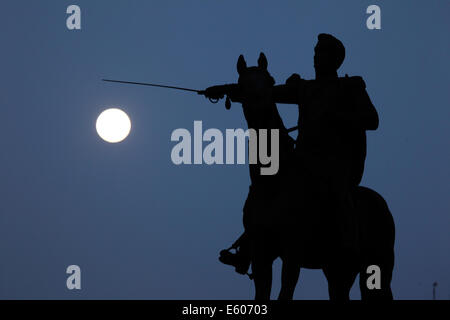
xmin=203 ymin=73 xmax=302 ymax=105
xmin=271 ymin=83 xmax=301 ymax=105
xmin=270 ymin=73 xmax=303 ymax=105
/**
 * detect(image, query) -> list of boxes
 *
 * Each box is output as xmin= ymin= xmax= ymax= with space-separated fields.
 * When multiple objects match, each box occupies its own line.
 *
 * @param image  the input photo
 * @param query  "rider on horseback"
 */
xmin=206 ymin=33 xmax=379 ymax=275
xmin=274 ymin=33 xmax=379 ymax=261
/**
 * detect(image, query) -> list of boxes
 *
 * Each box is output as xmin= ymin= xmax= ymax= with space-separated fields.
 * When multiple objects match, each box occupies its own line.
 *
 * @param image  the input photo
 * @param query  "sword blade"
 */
xmin=102 ymin=79 xmax=202 ymax=93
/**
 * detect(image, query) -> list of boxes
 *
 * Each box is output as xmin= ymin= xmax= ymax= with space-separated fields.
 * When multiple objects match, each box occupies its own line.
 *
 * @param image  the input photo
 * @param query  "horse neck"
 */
xmin=242 ymin=100 xmax=283 ymax=131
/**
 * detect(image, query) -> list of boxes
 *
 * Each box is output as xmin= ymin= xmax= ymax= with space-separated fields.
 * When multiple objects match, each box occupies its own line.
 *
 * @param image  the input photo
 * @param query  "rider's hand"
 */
xmin=285 ymin=73 xmax=302 ymax=85
xmin=204 ymin=85 xmax=226 ymax=100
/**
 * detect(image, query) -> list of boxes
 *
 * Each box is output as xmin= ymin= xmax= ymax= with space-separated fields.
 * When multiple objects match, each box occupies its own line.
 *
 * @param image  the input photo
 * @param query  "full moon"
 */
xmin=96 ymin=108 xmax=131 ymax=143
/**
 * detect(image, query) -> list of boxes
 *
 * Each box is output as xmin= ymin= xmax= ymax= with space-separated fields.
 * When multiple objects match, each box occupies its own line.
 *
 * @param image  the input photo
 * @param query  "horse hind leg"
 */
xmin=355 ymin=186 xmax=395 ymax=300
xmin=359 ymin=249 xmax=394 ymax=300
xmin=323 ymin=263 xmax=359 ymax=301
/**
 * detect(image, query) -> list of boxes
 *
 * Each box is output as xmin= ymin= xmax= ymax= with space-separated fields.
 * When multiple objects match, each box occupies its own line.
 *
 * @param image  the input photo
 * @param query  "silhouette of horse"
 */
xmin=235 ymin=53 xmax=395 ymax=300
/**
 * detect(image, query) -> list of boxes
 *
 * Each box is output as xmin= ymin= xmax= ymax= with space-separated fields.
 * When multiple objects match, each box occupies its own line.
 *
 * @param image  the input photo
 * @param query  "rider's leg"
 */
xmin=219 ymin=185 xmax=255 ymax=274
xmin=235 ymin=234 xmax=252 ymax=274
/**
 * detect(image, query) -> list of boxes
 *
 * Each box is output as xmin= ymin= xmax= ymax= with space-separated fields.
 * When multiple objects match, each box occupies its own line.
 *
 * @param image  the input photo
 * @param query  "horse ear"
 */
xmin=258 ymin=52 xmax=268 ymax=70
xmin=237 ymin=55 xmax=247 ymax=74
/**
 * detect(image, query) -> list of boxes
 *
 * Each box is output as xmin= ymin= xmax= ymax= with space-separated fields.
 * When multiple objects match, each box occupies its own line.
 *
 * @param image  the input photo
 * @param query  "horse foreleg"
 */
xmin=252 ymin=260 xmax=273 ymax=300
xmin=278 ymin=261 xmax=300 ymax=300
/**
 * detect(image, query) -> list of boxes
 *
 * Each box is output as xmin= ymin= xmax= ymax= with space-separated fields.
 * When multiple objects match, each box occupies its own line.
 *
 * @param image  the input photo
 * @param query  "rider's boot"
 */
xmin=219 ymin=248 xmax=251 ymax=275
xmin=219 ymin=233 xmax=251 ymax=275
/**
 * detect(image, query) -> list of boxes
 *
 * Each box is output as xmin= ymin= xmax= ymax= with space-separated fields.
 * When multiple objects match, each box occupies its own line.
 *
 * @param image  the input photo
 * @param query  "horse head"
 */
xmin=236 ymin=53 xmax=284 ymax=131
xmin=235 ymin=53 xmax=294 ymax=183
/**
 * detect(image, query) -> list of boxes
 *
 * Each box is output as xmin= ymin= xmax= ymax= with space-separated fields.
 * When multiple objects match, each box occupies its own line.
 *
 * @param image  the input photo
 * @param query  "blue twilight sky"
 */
xmin=0 ymin=1 xmax=449 ymax=299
